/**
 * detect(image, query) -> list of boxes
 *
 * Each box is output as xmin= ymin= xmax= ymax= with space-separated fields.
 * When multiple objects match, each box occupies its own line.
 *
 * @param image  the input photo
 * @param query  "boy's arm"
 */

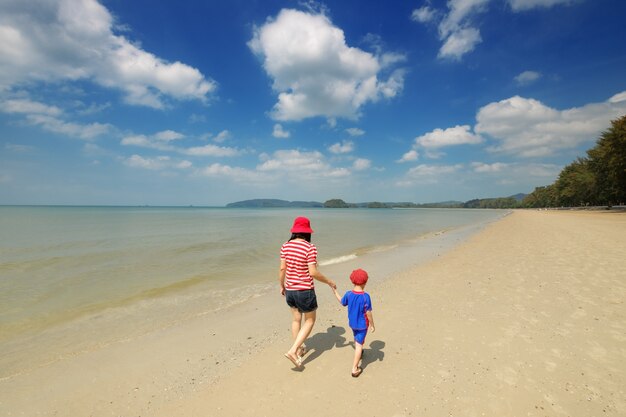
xmin=366 ymin=311 xmax=375 ymax=332
xmin=332 ymin=287 xmax=342 ymax=304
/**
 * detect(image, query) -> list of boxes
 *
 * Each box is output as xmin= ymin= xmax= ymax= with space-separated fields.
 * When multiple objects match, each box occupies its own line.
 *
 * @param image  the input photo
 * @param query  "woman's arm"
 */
xmin=308 ymin=263 xmax=336 ymax=289
xmin=279 ymin=259 xmax=286 ymax=296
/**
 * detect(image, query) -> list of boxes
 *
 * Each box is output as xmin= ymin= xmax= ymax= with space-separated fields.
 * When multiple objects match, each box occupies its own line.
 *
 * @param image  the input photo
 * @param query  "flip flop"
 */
xmin=298 ymin=344 xmax=308 ymax=357
xmin=284 ymin=352 xmax=302 ymax=368
xmin=351 ymin=367 xmax=363 ymax=378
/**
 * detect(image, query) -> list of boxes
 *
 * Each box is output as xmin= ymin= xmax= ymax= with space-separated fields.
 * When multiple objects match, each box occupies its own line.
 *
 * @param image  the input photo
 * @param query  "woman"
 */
xmin=279 ymin=216 xmax=336 ymax=368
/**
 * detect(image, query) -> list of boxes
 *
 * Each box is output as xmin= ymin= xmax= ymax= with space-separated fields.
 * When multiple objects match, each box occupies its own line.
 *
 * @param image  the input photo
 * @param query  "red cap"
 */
xmin=290 ymin=216 xmax=313 ymax=234
xmin=350 ymin=268 xmax=369 ymax=285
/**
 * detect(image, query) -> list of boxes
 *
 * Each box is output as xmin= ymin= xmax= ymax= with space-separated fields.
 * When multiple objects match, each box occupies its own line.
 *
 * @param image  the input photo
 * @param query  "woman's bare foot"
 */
xmin=284 ymin=352 xmax=302 ymax=368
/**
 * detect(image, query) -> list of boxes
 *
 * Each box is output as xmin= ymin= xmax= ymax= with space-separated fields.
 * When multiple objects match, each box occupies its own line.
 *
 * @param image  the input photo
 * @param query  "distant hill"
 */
xmin=226 ymin=199 xmax=323 ymax=208
xmin=227 ymin=194 xmax=527 ymax=209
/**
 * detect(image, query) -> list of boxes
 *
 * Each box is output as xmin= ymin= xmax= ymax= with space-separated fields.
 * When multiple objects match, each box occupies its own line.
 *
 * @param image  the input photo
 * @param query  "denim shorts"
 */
xmin=285 ymin=289 xmax=318 ymax=313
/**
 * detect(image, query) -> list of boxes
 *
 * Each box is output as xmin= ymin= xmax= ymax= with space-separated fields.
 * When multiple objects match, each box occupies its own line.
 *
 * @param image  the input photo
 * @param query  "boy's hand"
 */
xmin=369 ymin=325 xmax=375 ymax=333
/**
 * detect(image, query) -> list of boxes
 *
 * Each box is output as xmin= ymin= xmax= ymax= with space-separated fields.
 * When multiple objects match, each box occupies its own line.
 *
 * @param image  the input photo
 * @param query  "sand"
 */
xmin=1 ymin=210 xmax=625 ymax=416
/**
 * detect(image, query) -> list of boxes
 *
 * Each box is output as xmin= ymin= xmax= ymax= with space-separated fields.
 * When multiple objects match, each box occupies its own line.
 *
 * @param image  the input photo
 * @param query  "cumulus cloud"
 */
xmin=514 ymin=70 xmax=542 ymax=85
xmin=249 ymin=8 xmax=405 ymax=121
xmin=0 ymin=0 xmax=216 ymax=108
xmin=475 ymin=92 xmax=626 ymax=157
xmin=272 ymin=124 xmax=290 ymax=138
xmin=399 ymin=125 xmax=482 ymax=162
xmin=213 ymin=130 xmax=231 ymax=143
xmin=328 ymin=140 xmax=354 ymax=154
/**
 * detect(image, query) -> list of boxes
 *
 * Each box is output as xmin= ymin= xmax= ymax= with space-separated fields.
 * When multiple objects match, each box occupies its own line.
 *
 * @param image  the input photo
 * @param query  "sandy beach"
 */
xmin=2 ymin=209 xmax=625 ymax=416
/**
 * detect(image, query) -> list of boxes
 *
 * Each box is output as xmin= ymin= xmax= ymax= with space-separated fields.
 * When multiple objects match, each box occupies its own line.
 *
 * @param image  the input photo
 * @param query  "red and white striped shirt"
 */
xmin=280 ymin=239 xmax=317 ymax=290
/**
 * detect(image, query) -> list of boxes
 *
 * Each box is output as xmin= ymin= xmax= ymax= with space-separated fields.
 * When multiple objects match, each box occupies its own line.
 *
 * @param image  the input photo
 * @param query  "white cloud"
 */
xmin=438 ymin=27 xmax=482 ymax=60
xmin=26 ymin=114 xmax=110 ymax=140
xmin=475 ymin=92 xmax=626 ymax=157
xmin=154 ymin=130 xmax=184 ymax=142
xmin=416 ymin=125 xmax=483 ymax=149
xmin=345 ymin=127 xmax=365 ymax=137
xmin=471 ymin=162 xmax=508 ymax=172
xmin=352 ymin=158 xmax=371 ymax=171
xmin=272 ymin=124 xmax=290 ymax=138
xmin=122 ymin=131 xmax=241 ymax=156
xmin=248 ymin=8 xmax=404 ymax=121
xmin=124 ymin=154 xmax=192 ymax=171
xmin=199 ymin=163 xmax=258 ymax=181
xmin=328 ymin=140 xmax=354 ymax=154
xmin=414 ymin=0 xmax=577 ymax=60
xmin=257 ymin=149 xmax=350 ymax=178
xmin=507 ymin=0 xmax=575 ymax=11
xmin=411 ymin=6 xmax=437 ymax=23
xmin=0 ymin=96 xmax=111 ymax=140
xmin=397 ymin=149 xmax=419 ymax=163
xmin=398 ymin=163 xmax=463 ymax=186
xmin=0 ymin=98 xmax=62 ymax=116
xmin=214 ymin=130 xmax=231 ymax=143
xmin=514 ymin=70 xmax=542 ymax=85
xmin=0 ymin=0 xmax=216 ymax=108
xmin=183 ymin=144 xmax=241 ymax=157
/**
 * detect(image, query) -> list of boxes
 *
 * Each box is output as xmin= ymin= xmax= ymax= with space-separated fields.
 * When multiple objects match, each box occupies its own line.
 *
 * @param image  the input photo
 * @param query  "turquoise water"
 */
xmin=0 ymin=206 xmax=505 ymax=377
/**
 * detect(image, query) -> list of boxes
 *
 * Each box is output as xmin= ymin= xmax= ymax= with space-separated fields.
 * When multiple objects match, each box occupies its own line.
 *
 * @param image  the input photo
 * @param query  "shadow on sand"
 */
xmin=301 ymin=325 xmax=349 ymax=366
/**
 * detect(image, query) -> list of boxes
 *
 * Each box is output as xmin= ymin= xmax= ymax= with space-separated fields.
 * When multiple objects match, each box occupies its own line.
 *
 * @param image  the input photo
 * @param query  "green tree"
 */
xmin=587 ymin=115 xmax=626 ymax=205
xmin=553 ymin=157 xmax=595 ymax=206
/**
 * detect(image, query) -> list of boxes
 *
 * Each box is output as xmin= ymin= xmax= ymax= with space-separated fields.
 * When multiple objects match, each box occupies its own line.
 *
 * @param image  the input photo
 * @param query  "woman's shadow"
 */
xmin=301 ymin=326 xmax=385 ymax=371
xmin=301 ymin=325 xmax=349 ymax=365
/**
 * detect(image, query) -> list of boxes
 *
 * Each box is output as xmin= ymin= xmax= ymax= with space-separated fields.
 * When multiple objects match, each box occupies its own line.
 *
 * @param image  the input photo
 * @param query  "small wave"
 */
xmin=319 ymin=254 xmax=358 ymax=266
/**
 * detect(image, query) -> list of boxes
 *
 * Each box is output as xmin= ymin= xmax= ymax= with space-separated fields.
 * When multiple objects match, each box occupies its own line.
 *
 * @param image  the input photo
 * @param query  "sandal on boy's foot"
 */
xmin=284 ymin=352 xmax=302 ymax=368
xmin=351 ymin=367 xmax=363 ymax=378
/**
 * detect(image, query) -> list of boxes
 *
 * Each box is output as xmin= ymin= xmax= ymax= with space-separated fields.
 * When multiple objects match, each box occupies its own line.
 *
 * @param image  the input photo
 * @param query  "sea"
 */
xmin=0 ymin=205 xmax=506 ymax=378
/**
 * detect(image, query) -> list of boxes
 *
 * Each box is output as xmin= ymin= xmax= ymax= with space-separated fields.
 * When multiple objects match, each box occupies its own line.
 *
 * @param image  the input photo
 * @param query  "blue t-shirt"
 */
xmin=341 ymin=291 xmax=372 ymax=330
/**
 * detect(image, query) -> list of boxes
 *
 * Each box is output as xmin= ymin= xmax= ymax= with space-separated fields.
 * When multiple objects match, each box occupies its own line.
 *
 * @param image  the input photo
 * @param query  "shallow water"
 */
xmin=0 ymin=206 xmax=505 ymax=378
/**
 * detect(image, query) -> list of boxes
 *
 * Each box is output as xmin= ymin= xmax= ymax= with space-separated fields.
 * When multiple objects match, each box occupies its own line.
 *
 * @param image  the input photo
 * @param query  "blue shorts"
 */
xmin=352 ymin=328 xmax=368 ymax=345
xmin=285 ymin=289 xmax=318 ymax=313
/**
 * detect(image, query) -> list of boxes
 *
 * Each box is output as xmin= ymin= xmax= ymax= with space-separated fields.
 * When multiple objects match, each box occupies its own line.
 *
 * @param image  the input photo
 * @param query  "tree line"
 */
xmin=521 ymin=114 xmax=626 ymax=208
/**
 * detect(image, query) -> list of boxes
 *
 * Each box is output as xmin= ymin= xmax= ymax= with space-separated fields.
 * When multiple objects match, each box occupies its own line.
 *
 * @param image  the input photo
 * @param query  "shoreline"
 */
xmin=2 ymin=210 xmax=624 ymax=416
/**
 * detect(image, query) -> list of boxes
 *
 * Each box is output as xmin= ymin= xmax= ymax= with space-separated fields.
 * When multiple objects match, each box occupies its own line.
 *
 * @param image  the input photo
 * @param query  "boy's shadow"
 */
xmin=361 ymin=340 xmax=385 ymax=370
xmin=302 ymin=325 xmax=349 ymax=365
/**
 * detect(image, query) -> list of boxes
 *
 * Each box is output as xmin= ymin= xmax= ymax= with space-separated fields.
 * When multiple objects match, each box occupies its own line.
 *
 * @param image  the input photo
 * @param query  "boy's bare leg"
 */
xmin=352 ymin=342 xmax=363 ymax=375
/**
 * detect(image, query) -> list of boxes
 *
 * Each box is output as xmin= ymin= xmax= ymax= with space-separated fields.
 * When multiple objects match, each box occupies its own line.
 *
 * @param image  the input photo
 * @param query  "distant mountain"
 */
xmin=226 ymin=199 xmax=323 ymax=208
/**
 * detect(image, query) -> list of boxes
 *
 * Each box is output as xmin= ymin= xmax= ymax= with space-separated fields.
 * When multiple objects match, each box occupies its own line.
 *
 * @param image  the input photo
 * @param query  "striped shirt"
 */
xmin=280 ymin=239 xmax=318 ymax=290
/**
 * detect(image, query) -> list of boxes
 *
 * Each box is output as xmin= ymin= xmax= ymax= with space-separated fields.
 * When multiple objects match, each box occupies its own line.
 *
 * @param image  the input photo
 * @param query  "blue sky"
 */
xmin=1 ymin=0 xmax=625 ymax=206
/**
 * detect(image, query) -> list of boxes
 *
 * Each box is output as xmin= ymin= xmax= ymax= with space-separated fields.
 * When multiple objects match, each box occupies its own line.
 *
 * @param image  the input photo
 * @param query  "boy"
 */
xmin=333 ymin=268 xmax=375 ymax=377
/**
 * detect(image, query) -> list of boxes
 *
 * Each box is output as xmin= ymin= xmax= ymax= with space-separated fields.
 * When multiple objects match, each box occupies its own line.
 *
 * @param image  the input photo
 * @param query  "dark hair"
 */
xmin=290 ymin=233 xmax=311 ymax=242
